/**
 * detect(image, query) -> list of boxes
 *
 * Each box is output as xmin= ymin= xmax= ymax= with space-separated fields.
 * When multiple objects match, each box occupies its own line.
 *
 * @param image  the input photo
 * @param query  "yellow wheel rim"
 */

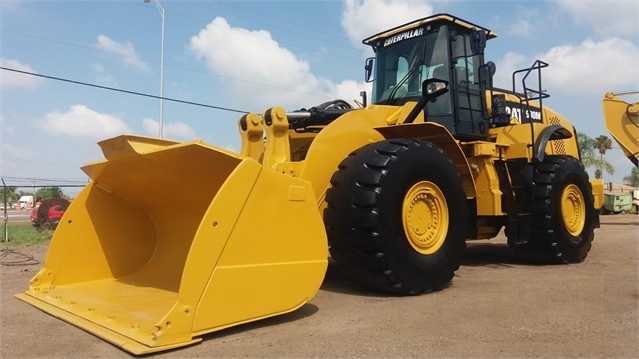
xmin=402 ymin=181 xmax=449 ymax=255
xmin=561 ymin=184 xmax=586 ymax=237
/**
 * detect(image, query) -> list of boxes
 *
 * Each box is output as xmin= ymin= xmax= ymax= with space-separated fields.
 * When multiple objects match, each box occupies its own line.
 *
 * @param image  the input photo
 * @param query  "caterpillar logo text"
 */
xmin=384 ymin=28 xmax=424 ymax=47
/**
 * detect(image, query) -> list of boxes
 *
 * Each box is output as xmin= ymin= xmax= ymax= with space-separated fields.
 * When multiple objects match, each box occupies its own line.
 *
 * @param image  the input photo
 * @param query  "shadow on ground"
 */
xmin=461 ymin=242 xmax=540 ymax=267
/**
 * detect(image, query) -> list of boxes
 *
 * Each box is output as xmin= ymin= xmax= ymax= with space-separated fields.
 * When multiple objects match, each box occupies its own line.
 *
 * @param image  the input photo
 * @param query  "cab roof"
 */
xmin=362 ymin=13 xmax=497 ymax=46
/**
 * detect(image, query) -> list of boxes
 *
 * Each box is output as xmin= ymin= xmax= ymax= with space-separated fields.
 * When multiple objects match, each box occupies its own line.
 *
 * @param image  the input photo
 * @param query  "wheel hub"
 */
xmin=402 ymin=181 xmax=449 ymax=255
xmin=561 ymin=183 xmax=586 ymax=237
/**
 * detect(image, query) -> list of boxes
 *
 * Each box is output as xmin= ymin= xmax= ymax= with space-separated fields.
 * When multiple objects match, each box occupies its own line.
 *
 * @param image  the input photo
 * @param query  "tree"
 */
xmin=17 ymin=190 xmax=33 ymax=198
xmin=35 ymin=186 xmax=65 ymax=200
xmin=594 ymin=134 xmax=612 ymax=156
xmin=594 ymin=134 xmax=615 ymax=179
xmin=1 ymin=185 xmax=18 ymax=207
xmin=577 ymin=132 xmax=614 ymax=178
xmin=623 ymin=167 xmax=639 ymax=187
xmin=577 ymin=132 xmax=598 ymax=168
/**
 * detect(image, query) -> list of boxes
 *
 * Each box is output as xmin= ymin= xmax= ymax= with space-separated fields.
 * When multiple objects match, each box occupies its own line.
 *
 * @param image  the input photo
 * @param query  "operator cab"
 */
xmin=363 ymin=13 xmax=496 ymax=140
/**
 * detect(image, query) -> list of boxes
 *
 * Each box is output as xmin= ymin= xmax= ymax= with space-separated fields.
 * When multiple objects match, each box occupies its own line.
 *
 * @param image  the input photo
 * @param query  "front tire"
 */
xmin=324 ymin=139 xmax=467 ymax=295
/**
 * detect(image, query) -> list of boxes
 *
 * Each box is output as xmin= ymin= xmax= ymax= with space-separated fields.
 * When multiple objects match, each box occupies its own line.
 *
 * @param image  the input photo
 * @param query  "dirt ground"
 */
xmin=1 ymin=214 xmax=637 ymax=359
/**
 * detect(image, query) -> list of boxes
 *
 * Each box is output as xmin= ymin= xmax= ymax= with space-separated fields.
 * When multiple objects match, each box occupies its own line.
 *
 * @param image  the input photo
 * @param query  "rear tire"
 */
xmin=524 ymin=156 xmax=596 ymax=263
xmin=324 ymin=139 xmax=467 ymax=295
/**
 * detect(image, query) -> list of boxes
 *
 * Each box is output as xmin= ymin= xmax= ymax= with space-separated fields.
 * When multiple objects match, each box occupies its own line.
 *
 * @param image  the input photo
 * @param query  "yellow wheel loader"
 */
xmin=17 ymin=13 xmax=603 ymax=354
xmin=602 ymin=91 xmax=639 ymax=166
xmin=601 ymin=91 xmax=638 ymax=213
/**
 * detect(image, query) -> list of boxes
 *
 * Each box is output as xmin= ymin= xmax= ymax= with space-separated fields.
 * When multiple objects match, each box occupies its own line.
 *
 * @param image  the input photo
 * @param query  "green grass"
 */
xmin=0 ymin=222 xmax=53 ymax=246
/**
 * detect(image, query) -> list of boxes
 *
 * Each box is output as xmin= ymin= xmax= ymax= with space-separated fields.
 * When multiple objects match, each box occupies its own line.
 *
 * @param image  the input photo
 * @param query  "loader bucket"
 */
xmin=602 ymin=92 xmax=639 ymax=166
xmin=16 ymin=135 xmax=328 ymax=354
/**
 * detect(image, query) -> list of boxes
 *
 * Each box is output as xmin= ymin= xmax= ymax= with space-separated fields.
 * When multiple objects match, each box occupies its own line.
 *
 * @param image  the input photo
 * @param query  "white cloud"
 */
xmin=0 ymin=58 xmax=44 ymax=88
xmin=95 ymin=35 xmax=149 ymax=72
xmin=0 ymin=142 xmax=33 ymax=176
xmin=541 ymin=38 xmax=638 ymax=94
xmin=341 ymin=0 xmax=434 ymax=46
xmin=0 ymin=112 xmax=16 ymax=136
xmin=189 ymin=17 xmax=319 ymax=107
xmin=35 ymin=105 xmax=130 ymax=138
xmin=493 ymin=52 xmax=527 ymax=88
xmin=557 ymin=0 xmax=638 ymax=38
xmin=92 ymin=63 xmax=117 ymax=86
xmin=142 ymin=118 xmax=159 ymax=136
xmin=1 ymin=143 xmax=33 ymax=161
xmin=141 ymin=118 xmax=198 ymax=140
xmin=496 ymin=38 xmax=639 ymax=95
xmin=507 ymin=18 xmax=533 ymax=37
xmin=189 ymin=17 xmax=367 ymax=110
xmin=334 ymin=79 xmax=372 ymax=106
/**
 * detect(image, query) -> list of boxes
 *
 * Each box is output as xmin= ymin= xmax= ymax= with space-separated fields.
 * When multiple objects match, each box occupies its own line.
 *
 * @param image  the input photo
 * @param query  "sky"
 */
xmin=1 ymin=0 xmax=638 ymax=196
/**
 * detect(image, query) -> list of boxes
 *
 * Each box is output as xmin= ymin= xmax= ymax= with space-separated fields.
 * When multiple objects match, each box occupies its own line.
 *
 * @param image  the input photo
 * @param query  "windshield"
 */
xmin=371 ymin=26 xmax=449 ymax=105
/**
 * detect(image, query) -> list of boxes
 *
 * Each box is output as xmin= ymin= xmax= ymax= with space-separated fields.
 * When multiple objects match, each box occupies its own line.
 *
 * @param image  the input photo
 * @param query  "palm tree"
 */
xmin=577 ymin=132 xmax=597 ymax=168
xmin=577 ymin=132 xmax=614 ymax=179
xmin=594 ymin=135 xmax=615 ymax=180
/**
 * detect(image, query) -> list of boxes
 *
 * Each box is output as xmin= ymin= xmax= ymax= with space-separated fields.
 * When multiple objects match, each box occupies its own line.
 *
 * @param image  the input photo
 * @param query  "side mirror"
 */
xmin=478 ymin=61 xmax=496 ymax=88
xmin=422 ymin=78 xmax=449 ymax=99
xmin=470 ymin=30 xmax=487 ymax=55
xmin=364 ymin=57 xmax=375 ymax=82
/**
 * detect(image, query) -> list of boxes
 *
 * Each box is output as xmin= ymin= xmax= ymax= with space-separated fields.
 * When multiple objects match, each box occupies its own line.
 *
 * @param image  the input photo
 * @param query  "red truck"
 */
xmin=30 ymin=198 xmax=70 ymax=230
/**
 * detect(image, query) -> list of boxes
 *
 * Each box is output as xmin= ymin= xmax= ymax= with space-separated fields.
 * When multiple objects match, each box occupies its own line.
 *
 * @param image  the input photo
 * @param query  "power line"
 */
xmin=0 ymin=66 xmax=249 ymax=114
xmin=2 ymin=5 xmax=365 ymax=99
xmin=1 ymin=176 xmax=88 ymax=189
xmin=205 ymin=1 xmax=350 ymax=41
xmin=6 ymin=184 xmax=87 ymax=189
xmin=1 ymin=28 xmax=147 ymax=69
xmin=182 ymin=1 xmax=362 ymax=55
xmin=1 ymin=176 xmax=87 ymax=184
xmin=1 ymin=28 xmax=339 ymax=100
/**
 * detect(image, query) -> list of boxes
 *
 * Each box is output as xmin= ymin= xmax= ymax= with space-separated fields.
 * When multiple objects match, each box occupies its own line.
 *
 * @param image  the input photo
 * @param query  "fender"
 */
xmin=376 ymin=122 xmax=478 ymax=238
xmin=533 ymin=124 xmax=572 ymax=162
xmin=375 ymin=122 xmax=476 ymax=198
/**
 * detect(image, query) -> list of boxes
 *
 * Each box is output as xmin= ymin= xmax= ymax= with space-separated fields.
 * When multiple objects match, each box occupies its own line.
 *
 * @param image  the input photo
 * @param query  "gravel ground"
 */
xmin=1 ymin=214 xmax=637 ymax=359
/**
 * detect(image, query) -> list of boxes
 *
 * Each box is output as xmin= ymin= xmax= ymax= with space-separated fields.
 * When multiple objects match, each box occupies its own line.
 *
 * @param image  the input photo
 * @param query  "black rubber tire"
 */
xmin=525 ymin=155 xmax=596 ymax=263
xmin=324 ymin=139 xmax=467 ymax=295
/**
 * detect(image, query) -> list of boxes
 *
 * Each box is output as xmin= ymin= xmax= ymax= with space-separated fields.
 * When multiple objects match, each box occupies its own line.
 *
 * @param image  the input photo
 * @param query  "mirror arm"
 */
xmin=403 ymin=79 xmax=449 ymax=124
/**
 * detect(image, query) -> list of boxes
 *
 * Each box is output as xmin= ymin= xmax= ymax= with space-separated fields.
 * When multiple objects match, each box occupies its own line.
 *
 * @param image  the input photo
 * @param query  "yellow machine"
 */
xmin=17 ymin=14 xmax=603 ymax=354
xmin=602 ymin=91 xmax=639 ymax=166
